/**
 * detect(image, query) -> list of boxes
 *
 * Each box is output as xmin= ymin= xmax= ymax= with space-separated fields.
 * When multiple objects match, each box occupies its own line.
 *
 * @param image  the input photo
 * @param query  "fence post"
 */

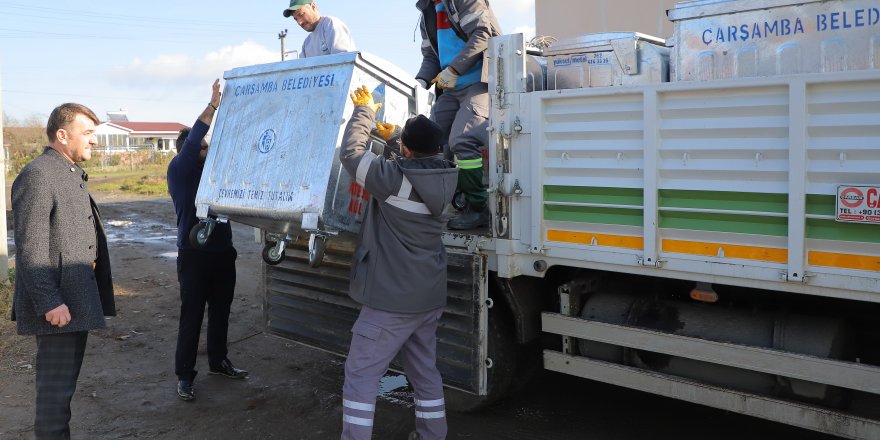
xmin=0 ymin=65 xmax=10 ymax=283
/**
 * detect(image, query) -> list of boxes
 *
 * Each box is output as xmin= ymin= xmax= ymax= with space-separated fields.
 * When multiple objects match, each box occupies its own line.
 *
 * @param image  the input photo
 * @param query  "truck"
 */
xmin=255 ymin=0 xmax=880 ymax=438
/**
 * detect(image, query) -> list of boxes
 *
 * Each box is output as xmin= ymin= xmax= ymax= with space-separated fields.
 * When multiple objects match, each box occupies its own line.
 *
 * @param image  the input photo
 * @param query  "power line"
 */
xmin=3 ymin=89 xmax=203 ymax=104
xmin=0 ymin=4 xmax=270 ymax=31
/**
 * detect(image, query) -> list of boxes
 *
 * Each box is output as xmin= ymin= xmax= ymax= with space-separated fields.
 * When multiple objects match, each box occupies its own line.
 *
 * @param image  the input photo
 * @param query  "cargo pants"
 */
xmin=342 ymin=305 xmax=447 ymax=440
xmin=431 ymin=81 xmax=490 ymax=207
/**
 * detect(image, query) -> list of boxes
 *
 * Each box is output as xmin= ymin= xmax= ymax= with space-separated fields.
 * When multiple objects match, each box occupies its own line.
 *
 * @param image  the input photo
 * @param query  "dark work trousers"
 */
xmin=431 ymin=81 xmax=490 ymax=207
xmin=342 ymin=306 xmax=447 ymax=440
xmin=34 ymin=331 xmax=88 ymax=440
xmin=175 ymin=247 xmax=237 ymax=381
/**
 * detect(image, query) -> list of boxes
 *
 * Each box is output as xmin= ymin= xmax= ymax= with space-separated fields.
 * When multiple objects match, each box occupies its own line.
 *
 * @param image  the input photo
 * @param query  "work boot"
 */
xmin=447 ymin=203 xmax=489 ymax=230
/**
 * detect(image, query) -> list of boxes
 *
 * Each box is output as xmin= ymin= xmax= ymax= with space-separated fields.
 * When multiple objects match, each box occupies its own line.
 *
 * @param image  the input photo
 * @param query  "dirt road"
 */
xmin=0 ymin=196 xmax=835 ymax=440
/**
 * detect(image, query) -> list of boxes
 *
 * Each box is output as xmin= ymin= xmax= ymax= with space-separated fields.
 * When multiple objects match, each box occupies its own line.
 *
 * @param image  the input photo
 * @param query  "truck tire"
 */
xmin=445 ymin=307 xmax=517 ymax=412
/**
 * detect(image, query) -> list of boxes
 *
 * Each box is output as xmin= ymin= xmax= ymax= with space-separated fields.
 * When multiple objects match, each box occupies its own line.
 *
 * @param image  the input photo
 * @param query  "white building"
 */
xmin=95 ymin=120 xmax=188 ymax=152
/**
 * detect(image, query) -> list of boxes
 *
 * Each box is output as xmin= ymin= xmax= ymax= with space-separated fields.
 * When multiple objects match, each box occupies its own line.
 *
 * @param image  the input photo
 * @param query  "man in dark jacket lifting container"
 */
xmin=338 ymin=85 xmax=458 ymax=440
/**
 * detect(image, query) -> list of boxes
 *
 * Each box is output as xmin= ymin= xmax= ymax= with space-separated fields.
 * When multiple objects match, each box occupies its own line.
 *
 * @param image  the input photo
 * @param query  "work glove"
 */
xmin=432 ymin=67 xmax=459 ymax=89
xmin=349 ymin=85 xmax=382 ymax=113
xmin=374 ymin=121 xmax=402 ymax=155
xmin=375 ymin=121 xmax=400 ymax=142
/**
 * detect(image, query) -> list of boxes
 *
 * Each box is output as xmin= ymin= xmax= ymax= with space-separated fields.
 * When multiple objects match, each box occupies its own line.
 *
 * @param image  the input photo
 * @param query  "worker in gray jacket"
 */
xmin=338 ymin=85 xmax=458 ymax=440
xmin=415 ymin=0 xmax=501 ymax=230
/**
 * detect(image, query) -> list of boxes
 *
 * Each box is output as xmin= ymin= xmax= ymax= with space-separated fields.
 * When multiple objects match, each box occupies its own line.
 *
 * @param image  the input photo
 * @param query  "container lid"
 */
xmin=668 ymin=0 xmax=825 ymax=21
xmin=545 ymin=32 xmax=665 ymax=56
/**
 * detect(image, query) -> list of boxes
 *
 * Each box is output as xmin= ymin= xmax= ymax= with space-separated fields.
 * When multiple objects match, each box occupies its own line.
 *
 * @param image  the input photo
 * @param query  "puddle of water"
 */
xmin=378 ymin=373 xmax=413 ymax=407
xmin=103 ymin=218 xmax=178 ymax=250
xmin=141 ymin=235 xmax=178 ymax=242
xmin=379 ymin=374 xmax=408 ymax=394
xmin=159 ymin=252 xmax=178 ymax=259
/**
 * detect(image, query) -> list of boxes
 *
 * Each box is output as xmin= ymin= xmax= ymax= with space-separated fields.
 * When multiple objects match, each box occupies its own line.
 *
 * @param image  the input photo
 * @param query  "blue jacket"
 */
xmin=167 ymin=119 xmax=232 ymax=251
xmin=416 ymin=0 xmax=502 ymax=87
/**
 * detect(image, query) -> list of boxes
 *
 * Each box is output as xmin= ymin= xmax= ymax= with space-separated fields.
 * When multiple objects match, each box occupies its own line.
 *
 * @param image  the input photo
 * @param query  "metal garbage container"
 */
xmin=192 ymin=51 xmax=429 ymax=266
xmin=668 ymin=0 xmax=880 ymax=81
xmin=544 ymin=32 xmax=670 ymax=89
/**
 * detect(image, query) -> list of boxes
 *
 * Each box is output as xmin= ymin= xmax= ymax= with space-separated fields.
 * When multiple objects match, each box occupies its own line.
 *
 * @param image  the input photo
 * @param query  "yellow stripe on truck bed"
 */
xmin=661 ymin=239 xmax=788 ymax=263
xmin=547 ymin=230 xmax=644 ymax=250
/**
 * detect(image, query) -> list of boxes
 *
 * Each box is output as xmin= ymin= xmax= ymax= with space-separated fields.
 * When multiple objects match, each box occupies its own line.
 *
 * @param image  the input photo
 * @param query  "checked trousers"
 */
xmin=34 ymin=331 xmax=89 ymax=440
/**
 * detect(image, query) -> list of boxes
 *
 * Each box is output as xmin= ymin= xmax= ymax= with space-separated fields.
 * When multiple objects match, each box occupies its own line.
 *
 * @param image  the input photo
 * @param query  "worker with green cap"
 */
xmin=282 ymin=0 xmax=356 ymax=58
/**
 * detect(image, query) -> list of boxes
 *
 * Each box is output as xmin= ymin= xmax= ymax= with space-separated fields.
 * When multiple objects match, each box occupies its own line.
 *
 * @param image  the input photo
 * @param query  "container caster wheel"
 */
xmin=452 ymin=191 xmax=467 ymax=211
xmin=262 ymin=242 xmax=286 ymax=265
xmin=308 ymin=235 xmax=326 ymax=268
xmin=189 ymin=221 xmax=214 ymax=248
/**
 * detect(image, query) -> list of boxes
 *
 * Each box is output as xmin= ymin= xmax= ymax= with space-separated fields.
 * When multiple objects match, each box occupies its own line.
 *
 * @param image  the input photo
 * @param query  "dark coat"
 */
xmin=11 ymin=147 xmax=115 ymax=335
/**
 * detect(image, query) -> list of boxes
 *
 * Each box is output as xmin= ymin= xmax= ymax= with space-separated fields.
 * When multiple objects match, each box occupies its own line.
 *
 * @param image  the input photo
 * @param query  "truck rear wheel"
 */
xmin=445 ymin=306 xmax=517 ymax=412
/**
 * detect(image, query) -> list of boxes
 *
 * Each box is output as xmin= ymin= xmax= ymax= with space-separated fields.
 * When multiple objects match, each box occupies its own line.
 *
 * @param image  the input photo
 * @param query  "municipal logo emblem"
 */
xmin=258 ymin=129 xmax=277 ymax=154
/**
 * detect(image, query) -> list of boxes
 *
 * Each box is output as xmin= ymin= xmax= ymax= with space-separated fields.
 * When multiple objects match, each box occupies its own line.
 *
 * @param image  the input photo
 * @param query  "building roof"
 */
xmin=103 ymin=121 xmax=188 ymax=136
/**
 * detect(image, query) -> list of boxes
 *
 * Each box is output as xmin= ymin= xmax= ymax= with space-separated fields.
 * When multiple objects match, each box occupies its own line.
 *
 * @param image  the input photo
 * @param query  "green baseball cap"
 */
xmin=282 ymin=0 xmax=313 ymax=17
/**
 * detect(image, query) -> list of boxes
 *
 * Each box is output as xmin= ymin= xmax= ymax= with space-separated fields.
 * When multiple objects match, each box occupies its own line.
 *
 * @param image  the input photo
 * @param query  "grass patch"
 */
xmin=0 ymin=269 xmax=14 ymax=318
xmin=93 ymin=175 xmax=168 ymax=196
xmin=89 ymin=164 xmax=169 ymax=177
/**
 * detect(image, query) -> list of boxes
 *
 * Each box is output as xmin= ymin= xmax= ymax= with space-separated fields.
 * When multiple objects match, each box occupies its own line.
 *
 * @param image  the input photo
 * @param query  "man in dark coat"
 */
xmin=11 ymin=102 xmax=115 ymax=439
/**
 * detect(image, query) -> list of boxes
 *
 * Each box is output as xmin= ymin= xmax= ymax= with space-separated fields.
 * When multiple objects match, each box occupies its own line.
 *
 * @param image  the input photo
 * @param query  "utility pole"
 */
xmin=0 ymin=64 xmax=9 ymax=283
xmin=278 ymin=29 xmax=288 ymax=61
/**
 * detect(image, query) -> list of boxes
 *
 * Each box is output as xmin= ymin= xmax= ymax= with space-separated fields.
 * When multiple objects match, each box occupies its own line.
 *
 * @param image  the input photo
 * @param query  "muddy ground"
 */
xmin=0 ymin=193 xmax=837 ymax=440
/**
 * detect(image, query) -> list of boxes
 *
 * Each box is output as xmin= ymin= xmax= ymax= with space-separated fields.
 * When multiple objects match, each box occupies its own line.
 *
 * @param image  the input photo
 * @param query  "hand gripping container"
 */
xmin=191 ymin=52 xmax=430 ymax=266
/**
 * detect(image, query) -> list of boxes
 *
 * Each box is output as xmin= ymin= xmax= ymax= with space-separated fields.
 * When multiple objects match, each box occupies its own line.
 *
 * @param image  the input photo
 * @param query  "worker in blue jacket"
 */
xmin=167 ymin=79 xmax=248 ymax=402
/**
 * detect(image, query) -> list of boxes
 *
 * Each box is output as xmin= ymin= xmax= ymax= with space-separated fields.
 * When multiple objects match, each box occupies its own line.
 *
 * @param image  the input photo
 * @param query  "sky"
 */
xmin=0 ymin=0 xmax=536 ymax=126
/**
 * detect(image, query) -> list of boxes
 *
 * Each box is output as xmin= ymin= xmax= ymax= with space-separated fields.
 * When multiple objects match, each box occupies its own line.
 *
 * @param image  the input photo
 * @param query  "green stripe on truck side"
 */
xmin=806 ymin=194 xmax=836 ymax=216
xmin=544 ymin=205 xmax=643 ymax=227
xmin=803 ymin=195 xmax=880 ymax=243
xmin=659 ymin=211 xmax=789 ymax=236
xmin=544 ymin=186 xmax=643 ymax=206
xmin=807 ymin=219 xmax=880 ymax=243
xmin=659 ymin=190 xmax=788 ymax=213
xmin=543 ymin=187 xmax=878 ymax=243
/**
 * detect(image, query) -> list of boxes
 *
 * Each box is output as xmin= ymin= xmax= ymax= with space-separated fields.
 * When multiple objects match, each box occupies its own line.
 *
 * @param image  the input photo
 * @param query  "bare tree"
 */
xmin=22 ymin=113 xmax=45 ymax=129
xmin=2 ymin=111 xmax=18 ymax=128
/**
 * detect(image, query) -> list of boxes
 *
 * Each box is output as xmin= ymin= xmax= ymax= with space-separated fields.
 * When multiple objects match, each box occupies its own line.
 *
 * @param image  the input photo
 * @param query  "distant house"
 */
xmin=95 ymin=120 xmax=188 ymax=153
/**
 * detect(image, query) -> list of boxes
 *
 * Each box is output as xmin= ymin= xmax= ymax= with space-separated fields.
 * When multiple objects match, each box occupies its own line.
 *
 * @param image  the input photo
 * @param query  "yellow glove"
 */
xmin=349 ymin=85 xmax=382 ymax=112
xmin=431 ymin=67 xmax=459 ymax=89
xmin=375 ymin=122 xmax=398 ymax=141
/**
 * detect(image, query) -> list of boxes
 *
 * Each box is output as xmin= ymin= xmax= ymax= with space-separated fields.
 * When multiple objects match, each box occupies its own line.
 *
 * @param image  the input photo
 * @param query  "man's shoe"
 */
xmin=208 ymin=359 xmax=249 ymax=379
xmin=447 ymin=204 xmax=489 ymax=230
xmin=177 ymin=379 xmax=194 ymax=401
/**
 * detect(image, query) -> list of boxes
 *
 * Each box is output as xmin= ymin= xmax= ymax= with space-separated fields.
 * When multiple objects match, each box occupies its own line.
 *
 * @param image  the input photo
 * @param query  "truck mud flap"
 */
xmin=264 ymin=237 xmax=489 ymax=394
